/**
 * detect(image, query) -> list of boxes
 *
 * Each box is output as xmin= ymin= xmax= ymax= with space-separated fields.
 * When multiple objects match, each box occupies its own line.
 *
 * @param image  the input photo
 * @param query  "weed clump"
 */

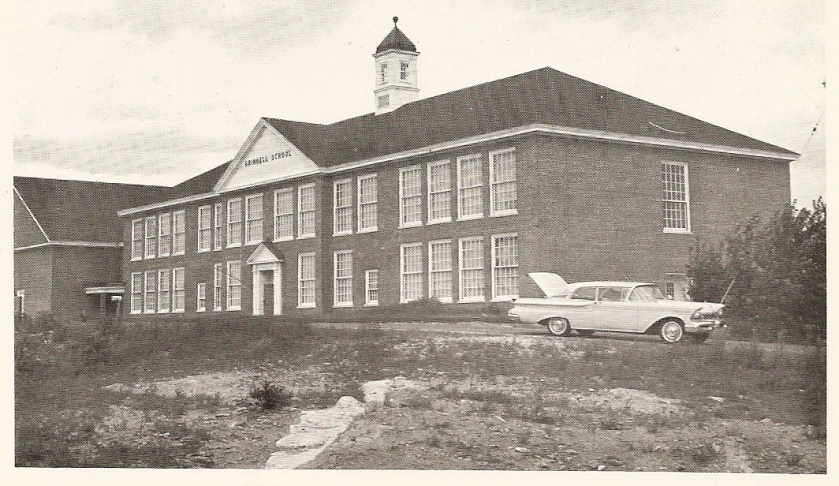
xmin=249 ymin=381 xmax=293 ymax=410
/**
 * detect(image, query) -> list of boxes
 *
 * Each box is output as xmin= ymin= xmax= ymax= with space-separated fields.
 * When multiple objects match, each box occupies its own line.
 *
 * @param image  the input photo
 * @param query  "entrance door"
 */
xmin=263 ymin=283 xmax=274 ymax=316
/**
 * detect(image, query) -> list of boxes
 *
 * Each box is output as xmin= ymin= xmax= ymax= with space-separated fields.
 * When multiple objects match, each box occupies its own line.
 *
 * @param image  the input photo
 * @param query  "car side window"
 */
xmin=599 ymin=287 xmax=625 ymax=302
xmin=571 ymin=287 xmax=596 ymax=301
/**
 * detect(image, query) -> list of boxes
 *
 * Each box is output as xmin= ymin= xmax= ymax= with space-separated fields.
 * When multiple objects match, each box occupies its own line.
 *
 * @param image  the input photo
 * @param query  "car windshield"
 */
xmin=628 ymin=285 xmax=665 ymax=302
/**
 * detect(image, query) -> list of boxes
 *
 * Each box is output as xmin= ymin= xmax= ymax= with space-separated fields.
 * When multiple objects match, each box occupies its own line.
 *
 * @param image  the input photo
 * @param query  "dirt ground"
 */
xmin=92 ymin=330 xmax=826 ymax=472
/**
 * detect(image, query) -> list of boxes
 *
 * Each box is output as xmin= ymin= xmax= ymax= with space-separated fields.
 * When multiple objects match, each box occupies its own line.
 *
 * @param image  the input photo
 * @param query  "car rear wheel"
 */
xmin=576 ymin=330 xmax=595 ymax=337
xmin=659 ymin=320 xmax=684 ymax=343
xmin=690 ymin=332 xmax=711 ymax=344
xmin=546 ymin=317 xmax=571 ymax=337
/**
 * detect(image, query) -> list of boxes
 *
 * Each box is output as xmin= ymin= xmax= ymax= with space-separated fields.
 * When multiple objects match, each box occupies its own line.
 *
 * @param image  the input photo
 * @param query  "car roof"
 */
xmin=566 ymin=282 xmax=655 ymax=291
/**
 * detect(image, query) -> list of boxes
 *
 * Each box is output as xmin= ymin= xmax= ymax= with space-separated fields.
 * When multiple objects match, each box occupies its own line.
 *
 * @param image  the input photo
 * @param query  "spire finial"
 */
xmin=393 ymin=16 xmax=399 ymax=26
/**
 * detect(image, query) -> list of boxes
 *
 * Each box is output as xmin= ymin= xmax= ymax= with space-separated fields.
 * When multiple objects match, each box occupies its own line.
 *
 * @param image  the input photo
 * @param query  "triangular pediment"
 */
xmin=246 ymin=242 xmax=285 ymax=265
xmin=214 ymin=119 xmax=321 ymax=193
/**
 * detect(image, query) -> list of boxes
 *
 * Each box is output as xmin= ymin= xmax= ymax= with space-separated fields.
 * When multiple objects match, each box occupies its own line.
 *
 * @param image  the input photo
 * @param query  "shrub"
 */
xmin=249 ymin=381 xmax=293 ymax=410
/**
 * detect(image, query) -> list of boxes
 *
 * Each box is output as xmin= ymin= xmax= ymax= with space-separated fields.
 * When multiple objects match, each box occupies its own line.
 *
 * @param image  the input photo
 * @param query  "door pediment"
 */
xmin=247 ymin=242 xmax=285 ymax=265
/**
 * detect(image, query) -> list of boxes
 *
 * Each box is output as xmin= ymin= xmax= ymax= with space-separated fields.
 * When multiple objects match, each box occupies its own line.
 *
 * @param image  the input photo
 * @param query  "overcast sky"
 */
xmin=8 ymin=0 xmax=826 ymax=203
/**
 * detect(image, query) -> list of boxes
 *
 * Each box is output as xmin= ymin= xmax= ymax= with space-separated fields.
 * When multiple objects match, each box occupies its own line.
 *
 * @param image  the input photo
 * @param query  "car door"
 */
xmin=565 ymin=286 xmax=597 ymax=328
xmin=589 ymin=286 xmax=638 ymax=332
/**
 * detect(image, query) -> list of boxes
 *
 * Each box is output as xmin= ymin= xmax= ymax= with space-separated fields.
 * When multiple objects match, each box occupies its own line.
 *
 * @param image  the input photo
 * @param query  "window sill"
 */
xmin=333 ymin=302 xmax=354 ymax=308
xmin=274 ymin=236 xmax=294 ymax=243
xmin=490 ymin=210 xmax=518 ymax=218
xmin=144 ymin=256 xmax=156 ymax=260
xmin=432 ymin=297 xmax=453 ymax=304
xmin=213 ymin=247 xmax=223 ymax=252
xmin=130 ymin=311 xmax=142 ymax=315
xmin=226 ymin=306 xmax=241 ymax=311
xmin=457 ymin=214 xmax=484 ymax=222
xmin=226 ymin=243 xmax=242 ymax=249
xmin=297 ymin=234 xmax=316 ymax=240
xmin=427 ymin=218 xmax=451 ymax=226
xmin=491 ymin=295 xmax=518 ymax=302
xmin=196 ymin=249 xmax=211 ymax=254
xmin=333 ymin=231 xmax=353 ymax=237
xmin=131 ymin=257 xmax=142 ymax=262
xmin=663 ymin=229 xmax=692 ymax=234
xmin=172 ymin=309 xmax=185 ymax=314
xmin=158 ymin=253 xmax=170 ymax=258
xmin=244 ymin=241 xmax=260 ymax=246
xmin=196 ymin=309 xmax=206 ymax=313
xmin=297 ymin=303 xmax=316 ymax=309
xmin=157 ymin=309 xmax=170 ymax=314
xmin=399 ymin=222 xmax=423 ymax=229
xmin=213 ymin=307 xmax=222 ymax=312
xmin=172 ymin=251 xmax=185 ymax=256
xmin=143 ymin=310 xmax=156 ymax=314
xmin=364 ymin=302 xmax=379 ymax=307
xmin=458 ymin=297 xmax=486 ymax=304
xmin=357 ymin=227 xmax=378 ymax=234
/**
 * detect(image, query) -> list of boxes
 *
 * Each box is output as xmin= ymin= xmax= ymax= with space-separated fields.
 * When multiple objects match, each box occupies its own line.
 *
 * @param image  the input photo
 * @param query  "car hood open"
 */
xmin=528 ymin=272 xmax=569 ymax=298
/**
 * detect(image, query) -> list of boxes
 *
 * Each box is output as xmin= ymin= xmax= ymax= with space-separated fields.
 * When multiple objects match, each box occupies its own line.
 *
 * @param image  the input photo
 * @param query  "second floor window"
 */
xmin=334 ymin=179 xmax=353 ymax=235
xmin=458 ymin=155 xmax=483 ymax=219
xmin=490 ymin=149 xmax=517 ymax=215
xmin=213 ymin=203 xmax=223 ymax=250
xmin=172 ymin=210 xmax=186 ymax=255
xmin=144 ymin=216 xmax=157 ymax=259
xmin=358 ymin=174 xmax=378 ymax=232
xmin=131 ymin=219 xmax=144 ymax=260
xmin=428 ymin=160 xmax=451 ymax=223
xmin=158 ymin=213 xmax=171 ymax=257
xmin=379 ymin=62 xmax=387 ymax=84
xmin=274 ymin=188 xmax=294 ymax=240
xmin=298 ymin=184 xmax=316 ymax=238
xmin=662 ymin=162 xmax=690 ymax=232
xmin=400 ymin=165 xmax=422 ymax=227
xmin=245 ymin=194 xmax=264 ymax=244
xmin=227 ymin=199 xmax=243 ymax=247
xmin=198 ymin=206 xmax=212 ymax=252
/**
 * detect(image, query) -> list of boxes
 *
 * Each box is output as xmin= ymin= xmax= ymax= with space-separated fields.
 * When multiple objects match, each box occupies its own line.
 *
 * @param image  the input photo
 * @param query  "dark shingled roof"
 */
xmin=376 ymin=21 xmax=417 ymax=53
xmin=14 ymin=176 xmax=171 ymax=243
xmin=170 ymin=160 xmax=232 ymax=197
xmin=263 ymin=67 xmax=795 ymax=169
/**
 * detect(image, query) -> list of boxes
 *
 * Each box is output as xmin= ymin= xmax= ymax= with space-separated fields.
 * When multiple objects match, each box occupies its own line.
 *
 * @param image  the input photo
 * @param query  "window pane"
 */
xmin=358 ymin=175 xmax=378 ymax=230
xmin=227 ymin=199 xmax=242 ymax=246
xmin=429 ymin=240 xmax=452 ymax=301
xmin=246 ymin=194 xmax=264 ymax=244
xmin=661 ymin=163 xmax=689 ymax=230
xmin=198 ymin=206 xmax=212 ymax=251
xmin=400 ymin=166 xmax=422 ymax=225
xmin=491 ymin=150 xmax=517 ymax=214
xmin=460 ymin=238 xmax=484 ymax=300
xmin=334 ymin=251 xmax=353 ymax=305
xmin=274 ymin=189 xmax=294 ymax=240
xmin=493 ymin=235 xmax=519 ymax=299
xmin=458 ymin=156 xmax=483 ymax=218
xmin=334 ymin=180 xmax=352 ymax=234
xmin=173 ymin=211 xmax=186 ymax=254
xmin=401 ymin=244 xmax=423 ymax=302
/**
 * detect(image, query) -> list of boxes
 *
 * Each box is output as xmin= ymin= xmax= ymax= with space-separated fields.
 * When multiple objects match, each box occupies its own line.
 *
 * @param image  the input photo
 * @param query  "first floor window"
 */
xmin=333 ymin=179 xmax=353 ymax=235
xmin=429 ymin=240 xmax=453 ymax=302
xmin=492 ymin=234 xmax=519 ymax=300
xmin=490 ymin=149 xmax=517 ymax=215
xmin=401 ymin=243 xmax=423 ymax=303
xmin=226 ymin=261 xmax=241 ymax=310
xmin=131 ymin=219 xmax=144 ymax=260
xmin=145 ymin=216 xmax=157 ymax=258
xmin=144 ymin=270 xmax=157 ymax=312
xmin=274 ymin=188 xmax=294 ymax=240
xmin=131 ymin=272 xmax=143 ymax=313
xmin=158 ymin=213 xmax=172 ymax=256
xmin=358 ymin=174 xmax=378 ymax=231
xmin=459 ymin=237 xmax=485 ymax=301
xmin=298 ymin=253 xmax=316 ymax=307
xmin=334 ymin=251 xmax=353 ymax=306
xmin=245 ymin=193 xmax=264 ymax=244
xmin=365 ymin=269 xmax=379 ymax=306
xmin=197 ymin=283 xmax=207 ymax=312
xmin=158 ymin=268 xmax=171 ymax=312
xmin=213 ymin=263 xmax=223 ymax=311
xmin=173 ymin=210 xmax=186 ymax=255
xmin=173 ymin=267 xmax=185 ymax=312
xmin=662 ymin=162 xmax=690 ymax=232
xmin=458 ymin=155 xmax=483 ymax=219
xmin=228 ymin=198 xmax=243 ymax=247
xmin=400 ymin=165 xmax=422 ymax=227
xmin=198 ymin=206 xmax=212 ymax=251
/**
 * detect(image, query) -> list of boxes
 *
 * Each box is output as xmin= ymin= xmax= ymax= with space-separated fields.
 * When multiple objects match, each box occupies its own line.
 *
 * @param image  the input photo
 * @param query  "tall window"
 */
xmin=213 ymin=203 xmax=223 ymax=250
xmin=158 ymin=213 xmax=171 ymax=257
xmin=157 ymin=268 xmax=171 ymax=312
xmin=365 ymin=269 xmax=379 ymax=306
xmin=429 ymin=240 xmax=453 ymax=302
xmin=298 ymin=252 xmax=316 ymax=308
xmin=274 ymin=188 xmax=294 ymax=241
xmin=173 ymin=210 xmax=186 ymax=255
xmin=298 ymin=184 xmax=316 ymax=238
xmin=662 ymin=162 xmax=690 ymax=232
xmin=358 ymin=174 xmax=378 ymax=232
xmin=245 ymin=194 xmax=264 ymax=244
xmin=213 ymin=263 xmax=223 ymax=311
xmin=428 ymin=160 xmax=451 ymax=223
xmin=399 ymin=165 xmax=422 ymax=227
xmin=459 ymin=237 xmax=485 ymax=302
xmin=197 ymin=282 xmax=207 ymax=312
xmin=173 ymin=267 xmax=185 ymax=312
xmin=458 ymin=154 xmax=483 ymax=219
xmin=198 ymin=206 xmax=212 ymax=252
xmin=334 ymin=250 xmax=353 ymax=307
xmin=227 ymin=199 xmax=243 ymax=247
xmin=400 ymin=61 xmax=409 ymax=81
xmin=144 ymin=270 xmax=157 ymax=313
xmin=400 ymin=243 xmax=423 ymax=303
xmin=131 ymin=219 xmax=144 ymax=260
xmin=492 ymin=234 xmax=519 ymax=300
xmin=379 ymin=62 xmax=387 ymax=84
xmin=333 ymin=179 xmax=353 ymax=235
xmin=490 ymin=149 xmax=517 ymax=216
xmin=131 ymin=272 xmax=143 ymax=314
xmin=226 ymin=261 xmax=241 ymax=310
xmin=144 ymin=216 xmax=157 ymax=259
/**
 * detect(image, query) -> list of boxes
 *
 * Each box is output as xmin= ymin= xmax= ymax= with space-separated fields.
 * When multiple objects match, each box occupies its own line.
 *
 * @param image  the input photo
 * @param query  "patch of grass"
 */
xmin=690 ymin=442 xmax=720 ymax=466
xmin=249 ymin=381 xmax=293 ymax=410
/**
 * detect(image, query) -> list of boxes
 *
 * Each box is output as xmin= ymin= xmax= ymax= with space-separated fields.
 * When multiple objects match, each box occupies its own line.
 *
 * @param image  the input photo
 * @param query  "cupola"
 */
xmin=373 ymin=17 xmax=419 ymax=115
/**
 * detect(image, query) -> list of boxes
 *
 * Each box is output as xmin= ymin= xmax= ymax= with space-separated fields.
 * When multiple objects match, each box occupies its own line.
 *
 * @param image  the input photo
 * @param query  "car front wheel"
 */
xmin=546 ymin=317 xmax=571 ymax=337
xmin=659 ymin=320 xmax=684 ymax=343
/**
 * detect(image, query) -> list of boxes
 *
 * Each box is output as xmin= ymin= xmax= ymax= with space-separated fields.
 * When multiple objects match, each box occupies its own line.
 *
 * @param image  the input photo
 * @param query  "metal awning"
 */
xmin=85 ymin=284 xmax=125 ymax=294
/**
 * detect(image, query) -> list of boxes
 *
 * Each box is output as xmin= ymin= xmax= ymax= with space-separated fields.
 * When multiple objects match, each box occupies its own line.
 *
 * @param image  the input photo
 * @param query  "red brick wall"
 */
xmin=14 ymin=191 xmax=48 ymax=248
xmin=50 ymin=246 xmax=124 ymax=317
xmin=14 ymin=247 xmax=53 ymax=316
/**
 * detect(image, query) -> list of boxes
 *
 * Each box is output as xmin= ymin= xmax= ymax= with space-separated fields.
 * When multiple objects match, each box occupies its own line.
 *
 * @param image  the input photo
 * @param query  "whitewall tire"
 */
xmin=659 ymin=320 xmax=684 ymax=343
xmin=547 ymin=317 xmax=571 ymax=337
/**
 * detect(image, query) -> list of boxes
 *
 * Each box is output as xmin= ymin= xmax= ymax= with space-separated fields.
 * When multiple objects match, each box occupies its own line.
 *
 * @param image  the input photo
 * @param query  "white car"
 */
xmin=507 ymin=273 xmax=725 ymax=343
